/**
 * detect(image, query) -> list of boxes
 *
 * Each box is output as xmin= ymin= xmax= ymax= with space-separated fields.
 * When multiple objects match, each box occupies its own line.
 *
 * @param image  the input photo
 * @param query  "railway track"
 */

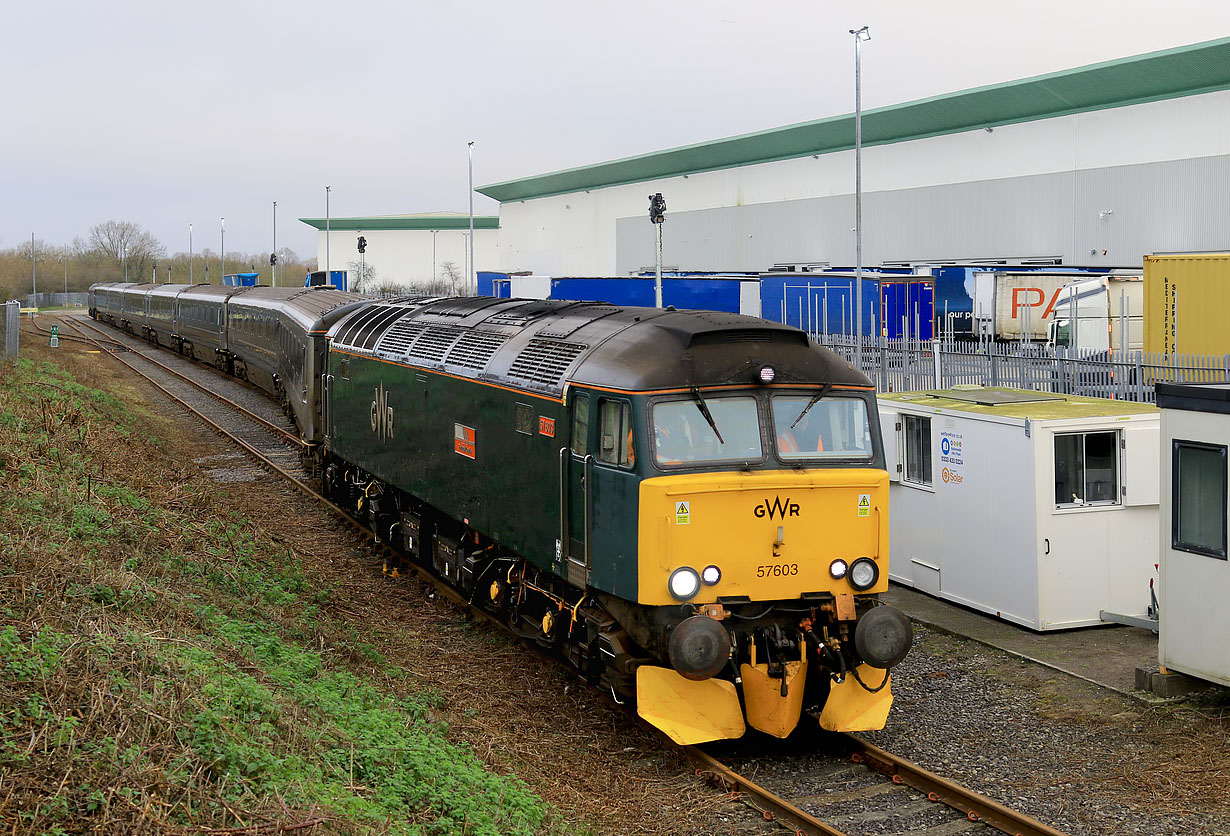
xmin=46 ymin=311 xmax=1070 ymax=836
xmin=688 ymin=731 xmax=1069 ymax=836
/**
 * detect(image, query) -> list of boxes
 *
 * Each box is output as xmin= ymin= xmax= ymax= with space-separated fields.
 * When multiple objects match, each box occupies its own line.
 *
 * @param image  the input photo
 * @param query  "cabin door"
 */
xmin=562 ymin=393 xmax=592 ymax=587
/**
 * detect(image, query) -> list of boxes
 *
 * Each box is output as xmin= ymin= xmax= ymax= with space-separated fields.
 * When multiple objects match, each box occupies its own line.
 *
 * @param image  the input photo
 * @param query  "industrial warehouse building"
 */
xmin=309 ymin=38 xmax=1230 ymax=284
xmin=299 ymin=212 xmax=500 ymax=291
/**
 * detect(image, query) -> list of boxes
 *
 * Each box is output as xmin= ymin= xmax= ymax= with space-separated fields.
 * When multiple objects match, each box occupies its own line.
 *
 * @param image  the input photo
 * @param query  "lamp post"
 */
xmin=431 ymin=229 xmax=439 ymax=286
xmin=189 ymin=223 xmax=194 ymax=283
xmin=31 ymin=233 xmax=36 ymax=298
xmin=468 ymin=141 xmax=475 ymax=296
xmin=325 ymin=185 xmax=331 ymax=282
xmin=63 ymin=246 xmax=68 ymax=295
xmin=850 ymin=24 xmax=870 ymax=364
xmin=220 ymin=217 xmax=225 ymax=284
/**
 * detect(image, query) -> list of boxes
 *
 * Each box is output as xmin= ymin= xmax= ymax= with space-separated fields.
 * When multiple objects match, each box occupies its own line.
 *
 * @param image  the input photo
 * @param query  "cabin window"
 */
xmin=653 ymin=396 xmax=762 ymax=466
xmin=1173 ymin=441 xmax=1227 ymax=559
xmin=571 ymin=394 xmax=590 ymax=457
xmin=515 ymin=403 xmax=534 ymax=435
xmin=1054 ymin=431 xmax=1119 ymax=507
xmin=770 ymin=394 xmax=874 ymax=462
xmin=902 ymin=414 xmax=932 ymax=486
xmin=598 ymin=399 xmax=634 ymax=467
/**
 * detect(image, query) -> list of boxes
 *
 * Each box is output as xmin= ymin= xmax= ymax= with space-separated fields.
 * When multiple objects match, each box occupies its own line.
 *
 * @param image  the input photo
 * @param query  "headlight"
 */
xmin=701 ymin=565 xmax=722 ymax=585
xmin=849 ymin=557 xmax=879 ymax=591
xmin=829 ymin=559 xmax=849 ymax=580
xmin=758 ymin=365 xmax=776 ymax=383
xmin=668 ymin=567 xmax=701 ymax=601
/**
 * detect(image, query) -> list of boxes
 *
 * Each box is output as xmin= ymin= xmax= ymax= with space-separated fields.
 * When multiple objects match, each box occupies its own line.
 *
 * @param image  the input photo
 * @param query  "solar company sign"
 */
xmin=939 ymin=431 xmax=964 ymax=484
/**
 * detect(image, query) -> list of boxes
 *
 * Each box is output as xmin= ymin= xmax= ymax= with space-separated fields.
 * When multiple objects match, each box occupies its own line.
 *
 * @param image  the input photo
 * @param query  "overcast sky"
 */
xmin=4 ymin=1 xmax=1229 ymax=261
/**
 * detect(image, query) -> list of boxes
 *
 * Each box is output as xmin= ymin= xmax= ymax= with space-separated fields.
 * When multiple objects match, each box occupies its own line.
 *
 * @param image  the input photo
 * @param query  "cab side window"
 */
xmin=571 ymin=394 xmax=590 ymax=457
xmin=598 ymin=399 xmax=634 ymax=467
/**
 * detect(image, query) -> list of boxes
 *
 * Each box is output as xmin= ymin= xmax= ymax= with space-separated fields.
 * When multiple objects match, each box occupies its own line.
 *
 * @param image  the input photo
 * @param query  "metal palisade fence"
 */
xmin=3 ymin=300 xmax=19 ymax=363
xmin=814 ymin=333 xmax=1230 ymax=402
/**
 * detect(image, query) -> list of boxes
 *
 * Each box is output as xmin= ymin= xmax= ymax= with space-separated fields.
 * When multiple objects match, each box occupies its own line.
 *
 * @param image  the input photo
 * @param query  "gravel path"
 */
xmin=860 ymin=626 xmax=1230 ymax=836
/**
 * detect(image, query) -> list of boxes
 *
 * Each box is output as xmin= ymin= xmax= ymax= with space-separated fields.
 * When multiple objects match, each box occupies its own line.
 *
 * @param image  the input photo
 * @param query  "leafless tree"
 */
xmin=440 ymin=261 xmax=466 ymax=296
xmin=345 ymin=259 xmax=378 ymax=294
xmin=89 ymin=220 xmax=166 ymax=281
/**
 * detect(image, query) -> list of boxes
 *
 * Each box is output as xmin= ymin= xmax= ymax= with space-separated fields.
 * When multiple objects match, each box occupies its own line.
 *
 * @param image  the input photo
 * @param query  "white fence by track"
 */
xmin=813 ymin=334 xmax=1230 ymax=402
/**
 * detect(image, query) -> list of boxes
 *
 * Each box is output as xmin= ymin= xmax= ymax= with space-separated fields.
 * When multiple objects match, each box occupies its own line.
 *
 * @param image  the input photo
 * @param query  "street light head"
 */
xmin=851 ymin=25 xmax=870 ymax=40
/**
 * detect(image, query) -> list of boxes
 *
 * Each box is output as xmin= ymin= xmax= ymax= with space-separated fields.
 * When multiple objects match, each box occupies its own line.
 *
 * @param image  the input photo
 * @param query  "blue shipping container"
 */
xmin=550 ymin=277 xmax=747 ymax=314
xmin=222 ymin=272 xmax=260 ymax=287
xmin=759 ymin=273 xmax=878 ymax=335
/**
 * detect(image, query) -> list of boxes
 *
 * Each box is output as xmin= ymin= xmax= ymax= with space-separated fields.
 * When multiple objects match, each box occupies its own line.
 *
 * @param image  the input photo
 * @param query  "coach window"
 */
xmin=902 ymin=414 xmax=932 ymax=487
xmin=1055 ymin=431 xmax=1119 ymax=508
xmin=571 ymin=394 xmax=590 ymax=457
xmin=597 ymin=399 xmax=634 ymax=467
xmin=1173 ymin=441 xmax=1227 ymax=559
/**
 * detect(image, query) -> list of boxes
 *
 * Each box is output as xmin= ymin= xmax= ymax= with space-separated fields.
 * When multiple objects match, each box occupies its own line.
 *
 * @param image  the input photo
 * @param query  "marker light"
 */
xmin=758 ymin=365 xmax=776 ymax=384
xmin=669 ymin=567 xmax=702 ymax=601
xmin=701 ymin=565 xmax=722 ymax=585
xmin=829 ymin=559 xmax=849 ymax=580
xmin=849 ymin=557 xmax=879 ymax=591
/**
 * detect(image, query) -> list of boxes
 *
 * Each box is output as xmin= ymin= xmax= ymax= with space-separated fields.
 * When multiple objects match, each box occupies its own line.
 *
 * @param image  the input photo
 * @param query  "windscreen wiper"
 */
xmin=790 ymin=383 xmax=831 ymax=429
xmin=690 ymin=386 xmax=724 ymax=444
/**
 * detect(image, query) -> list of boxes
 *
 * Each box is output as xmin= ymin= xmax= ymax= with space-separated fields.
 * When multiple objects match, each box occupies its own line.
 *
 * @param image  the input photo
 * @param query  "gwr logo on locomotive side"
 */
xmin=371 ymin=383 xmax=394 ymax=441
xmin=754 ymin=496 xmax=800 ymax=519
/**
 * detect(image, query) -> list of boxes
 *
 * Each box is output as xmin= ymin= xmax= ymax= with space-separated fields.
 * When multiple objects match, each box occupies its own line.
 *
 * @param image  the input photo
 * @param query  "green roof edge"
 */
xmin=299 ymin=215 xmax=500 ymax=231
xmin=478 ymin=37 xmax=1230 ymax=203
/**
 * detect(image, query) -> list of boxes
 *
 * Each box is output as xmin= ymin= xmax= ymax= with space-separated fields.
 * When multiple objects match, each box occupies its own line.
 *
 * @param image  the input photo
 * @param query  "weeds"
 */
xmin=0 ymin=355 xmax=550 ymax=834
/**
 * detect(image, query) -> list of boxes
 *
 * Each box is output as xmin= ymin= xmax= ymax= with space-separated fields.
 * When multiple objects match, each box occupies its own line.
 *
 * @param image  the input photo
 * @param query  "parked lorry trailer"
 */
xmin=972 ymin=270 xmax=1137 ymax=341
xmin=1046 ymin=275 xmax=1144 ymax=355
xmin=1144 ymin=253 xmax=1230 ymax=356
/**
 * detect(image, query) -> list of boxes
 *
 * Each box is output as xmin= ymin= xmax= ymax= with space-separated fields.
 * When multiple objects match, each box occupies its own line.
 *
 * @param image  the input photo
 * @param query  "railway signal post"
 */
xmin=649 ymin=192 xmax=666 ymax=307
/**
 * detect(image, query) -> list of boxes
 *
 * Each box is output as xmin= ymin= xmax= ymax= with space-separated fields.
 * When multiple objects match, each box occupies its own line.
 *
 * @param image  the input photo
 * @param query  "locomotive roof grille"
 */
xmin=445 ymin=330 xmax=510 ymax=370
xmin=376 ymin=319 xmax=428 ymax=355
xmin=507 ymin=338 xmax=587 ymax=388
xmin=409 ymin=325 xmax=466 ymax=363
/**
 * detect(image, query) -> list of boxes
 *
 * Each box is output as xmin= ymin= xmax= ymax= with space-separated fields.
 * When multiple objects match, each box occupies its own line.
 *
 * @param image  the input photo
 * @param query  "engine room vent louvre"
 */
xmin=375 ymin=319 xmax=429 ymax=355
xmin=507 ymin=339 xmax=587 ymax=388
xmin=408 ymin=325 xmax=467 ymax=364
xmin=444 ymin=330 xmax=510 ymax=370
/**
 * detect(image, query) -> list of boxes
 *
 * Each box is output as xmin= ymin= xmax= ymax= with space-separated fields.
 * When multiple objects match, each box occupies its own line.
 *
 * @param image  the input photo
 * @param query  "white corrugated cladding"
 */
xmin=481 ymin=39 xmax=1230 ymax=276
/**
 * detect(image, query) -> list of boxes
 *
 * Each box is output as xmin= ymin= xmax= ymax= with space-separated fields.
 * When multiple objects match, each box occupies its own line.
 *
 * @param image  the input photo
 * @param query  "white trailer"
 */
xmin=879 ymin=387 xmax=1160 ymax=630
xmin=1047 ymin=275 xmax=1144 ymax=355
xmin=1156 ymin=382 xmax=1230 ymax=688
xmin=972 ymin=271 xmax=1139 ymax=342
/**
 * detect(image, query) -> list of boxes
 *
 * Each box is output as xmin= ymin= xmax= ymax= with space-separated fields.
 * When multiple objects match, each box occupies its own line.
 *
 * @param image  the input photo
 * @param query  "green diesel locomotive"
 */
xmin=320 ymin=296 xmax=912 ymax=744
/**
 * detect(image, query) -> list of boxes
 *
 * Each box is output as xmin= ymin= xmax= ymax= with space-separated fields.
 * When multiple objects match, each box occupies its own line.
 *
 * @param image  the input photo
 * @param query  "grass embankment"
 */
xmin=0 ymin=355 xmax=554 ymax=834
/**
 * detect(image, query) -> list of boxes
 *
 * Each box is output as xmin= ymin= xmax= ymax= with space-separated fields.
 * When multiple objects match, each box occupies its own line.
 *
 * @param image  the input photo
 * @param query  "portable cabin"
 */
xmin=1156 ymin=382 xmax=1230 ymax=688
xmin=878 ymin=387 xmax=1159 ymax=630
